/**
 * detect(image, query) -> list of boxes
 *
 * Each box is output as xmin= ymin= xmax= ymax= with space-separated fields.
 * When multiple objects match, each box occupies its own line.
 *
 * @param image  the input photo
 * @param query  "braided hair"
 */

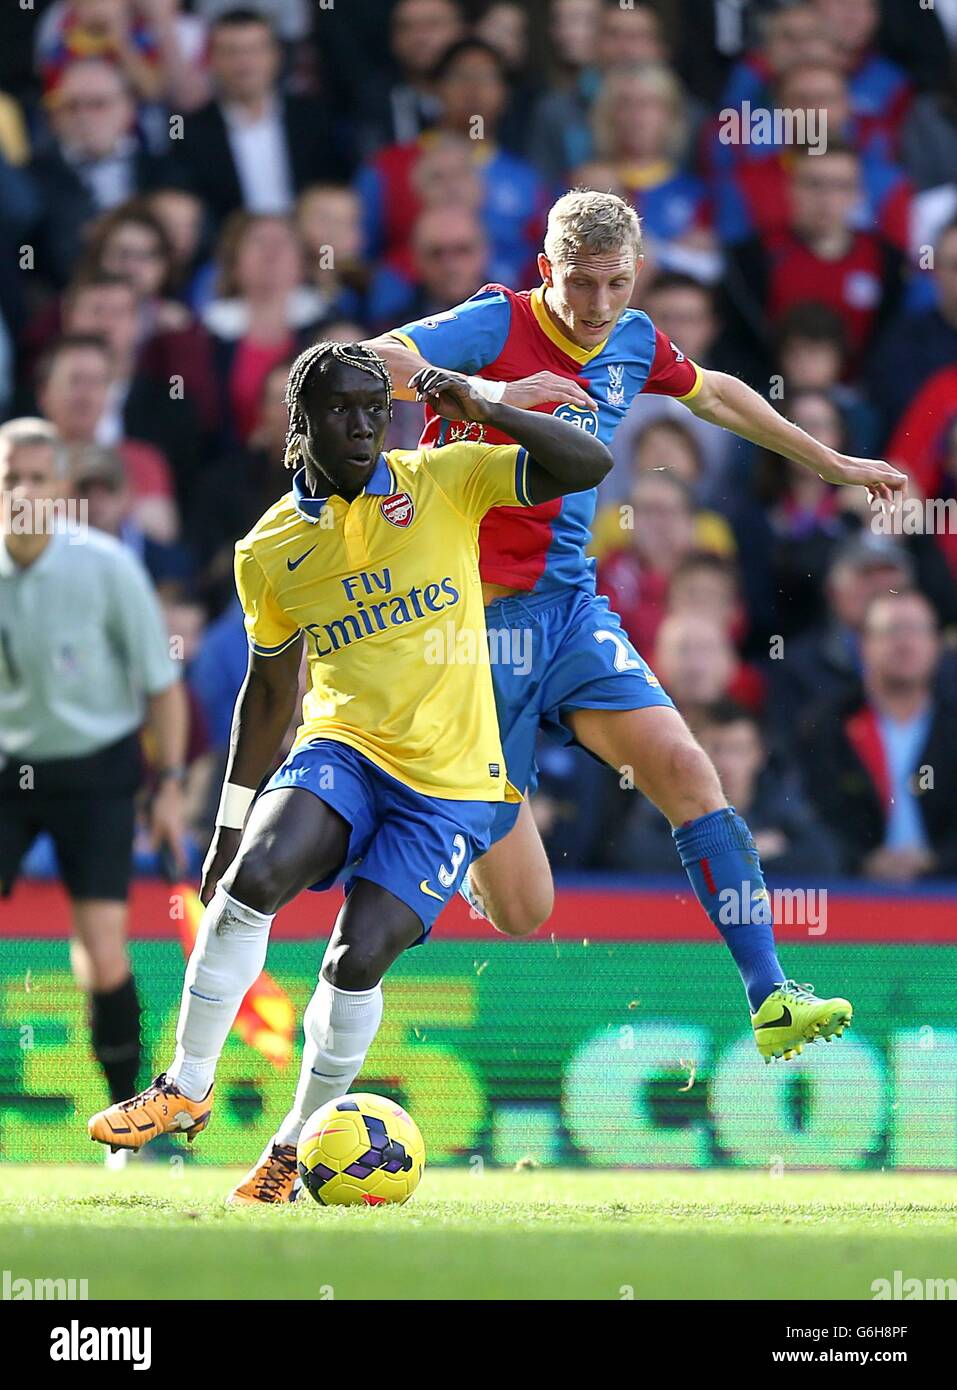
xmin=283 ymin=341 xmax=393 ymax=470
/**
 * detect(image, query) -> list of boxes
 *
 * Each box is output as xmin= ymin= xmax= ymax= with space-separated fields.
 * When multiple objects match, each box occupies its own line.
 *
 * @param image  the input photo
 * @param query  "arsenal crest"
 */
xmin=380 ymin=492 xmax=414 ymax=527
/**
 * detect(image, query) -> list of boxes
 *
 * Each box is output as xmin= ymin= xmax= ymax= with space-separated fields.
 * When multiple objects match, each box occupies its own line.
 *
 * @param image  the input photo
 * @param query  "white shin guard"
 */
xmin=167 ymin=887 xmax=274 ymax=1101
xmin=275 ymin=975 xmax=384 ymax=1146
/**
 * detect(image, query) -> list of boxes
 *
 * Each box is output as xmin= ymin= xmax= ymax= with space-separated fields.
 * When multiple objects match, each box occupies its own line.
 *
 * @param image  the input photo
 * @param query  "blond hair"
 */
xmin=591 ymin=63 xmax=689 ymax=165
xmin=543 ymin=189 xmax=643 ymax=266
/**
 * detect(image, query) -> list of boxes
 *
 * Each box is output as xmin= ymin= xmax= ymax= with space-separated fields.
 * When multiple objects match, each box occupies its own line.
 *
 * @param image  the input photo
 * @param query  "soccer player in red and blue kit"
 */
xmin=367 ymin=190 xmax=907 ymax=1062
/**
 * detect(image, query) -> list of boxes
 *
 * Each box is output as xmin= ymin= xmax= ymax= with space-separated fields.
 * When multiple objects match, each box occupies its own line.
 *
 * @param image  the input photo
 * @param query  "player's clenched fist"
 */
xmin=408 ymin=366 xmax=599 ymax=422
xmin=409 ymin=366 xmax=498 ymax=423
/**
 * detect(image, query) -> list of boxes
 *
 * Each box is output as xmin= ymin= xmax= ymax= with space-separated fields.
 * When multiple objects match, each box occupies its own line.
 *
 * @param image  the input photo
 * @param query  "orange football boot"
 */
xmin=88 ymin=1073 xmax=214 ymax=1151
xmin=226 ymin=1141 xmax=301 ymax=1207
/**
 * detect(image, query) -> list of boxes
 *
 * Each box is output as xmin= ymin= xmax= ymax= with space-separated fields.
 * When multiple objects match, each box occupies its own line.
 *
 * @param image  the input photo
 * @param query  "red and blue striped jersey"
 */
xmin=393 ymin=284 xmax=702 ymax=593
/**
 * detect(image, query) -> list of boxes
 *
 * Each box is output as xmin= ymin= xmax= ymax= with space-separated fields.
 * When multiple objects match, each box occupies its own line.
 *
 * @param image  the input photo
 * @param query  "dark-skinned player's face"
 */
xmin=299 ymin=360 xmax=390 ymax=499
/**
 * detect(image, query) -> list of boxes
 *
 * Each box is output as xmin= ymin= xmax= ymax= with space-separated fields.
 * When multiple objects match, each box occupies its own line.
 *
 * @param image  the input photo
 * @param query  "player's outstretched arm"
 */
xmin=200 ymin=638 xmax=304 ymax=904
xmin=410 ymin=366 xmax=611 ymax=503
xmin=364 ymin=333 xmax=597 ymax=410
xmin=685 ymin=369 xmax=908 ymax=504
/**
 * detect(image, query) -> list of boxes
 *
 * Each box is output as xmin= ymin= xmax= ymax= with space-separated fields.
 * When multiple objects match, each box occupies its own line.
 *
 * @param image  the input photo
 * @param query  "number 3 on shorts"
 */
xmin=438 ymin=833 xmax=467 ymax=888
xmin=594 ymin=628 xmax=642 ymax=672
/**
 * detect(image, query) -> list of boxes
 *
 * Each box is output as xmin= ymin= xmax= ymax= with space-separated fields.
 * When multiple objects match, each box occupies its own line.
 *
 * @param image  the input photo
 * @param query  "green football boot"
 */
xmin=751 ymin=980 xmax=853 ymax=1063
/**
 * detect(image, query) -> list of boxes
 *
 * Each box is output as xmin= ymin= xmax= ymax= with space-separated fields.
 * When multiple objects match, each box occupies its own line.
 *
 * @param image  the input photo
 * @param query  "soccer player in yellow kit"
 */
xmin=88 ymin=342 xmax=611 ymax=1199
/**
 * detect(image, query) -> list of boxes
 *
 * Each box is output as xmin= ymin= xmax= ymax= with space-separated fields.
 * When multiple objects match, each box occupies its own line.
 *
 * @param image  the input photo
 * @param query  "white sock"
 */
xmin=275 ymin=975 xmax=384 ymax=1146
xmin=166 ymin=887 xmax=274 ymax=1101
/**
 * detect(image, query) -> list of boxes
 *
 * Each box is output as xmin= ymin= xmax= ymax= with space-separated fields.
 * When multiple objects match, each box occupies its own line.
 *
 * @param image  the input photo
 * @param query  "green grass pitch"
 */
xmin=1 ymin=1166 xmax=955 ymax=1300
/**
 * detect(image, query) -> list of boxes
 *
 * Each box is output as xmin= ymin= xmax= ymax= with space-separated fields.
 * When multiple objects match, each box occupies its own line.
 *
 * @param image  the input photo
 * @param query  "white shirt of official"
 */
xmin=221 ymin=95 xmax=295 ymax=213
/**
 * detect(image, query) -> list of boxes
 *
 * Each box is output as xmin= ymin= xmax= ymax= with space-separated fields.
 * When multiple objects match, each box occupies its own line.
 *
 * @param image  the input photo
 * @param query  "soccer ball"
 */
xmin=297 ymin=1093 xmax=425 ymax=1206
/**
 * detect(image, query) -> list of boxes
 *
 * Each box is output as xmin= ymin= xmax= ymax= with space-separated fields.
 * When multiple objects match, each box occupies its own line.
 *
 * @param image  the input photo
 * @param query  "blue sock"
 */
xmin=672 ymin=807 xmax=784 ymax=1012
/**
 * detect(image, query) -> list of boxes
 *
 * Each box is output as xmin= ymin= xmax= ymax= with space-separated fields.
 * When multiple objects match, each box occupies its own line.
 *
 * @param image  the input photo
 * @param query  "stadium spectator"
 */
xmin=71 ymin=440 xmax=193 ymax=592
xmin=29 ymin=59 xmax=176 ymax=289
xmin=22 ymin=201 xmax=220 ymax=435
xmin=597 ymin=469 xmax=700 ymax=659
xmin=609 ymin=274 xmax=737 ymax=498
xmin=36 ymin=0 xmax=212 ymax=116
xmin=773 ymin=303 xmax=880 ymax=457
xmin=149 ymin=593 xmax=215 ymax=846
xmin=900 ymin=57 xmax=957 ymax=192
xmin=652 ymin=609 xmax=740 ymax=732
xmin=410 ymin=132 xmax=484 ymax=218
xmin=352 ymin=0 xmax=466 ymax=157
xmin=361 ymin=133 xmax=488 ymax=321
xmin=776 ymin=303 xmax=848 ymax=393
xmin=878 ymin=0 xmax=957 ymax=94
xmin=886 ymin=370 xmax=957 ymax=589
xmin=0 ymin=417 xmax=188 ymax=1126
xmin=187 ymin=594 xmax=249 ymax=756
xmin=596 ymin=414 xmax=737 ymax=557
xmin=294 ymin=184 xmax=380 ymax=326
xmin=811 ymin=0 xmax=913 ymax=152
xmin=192 ymin=0 xmax=311 ymax=43
xmin=378 ymin=205 xmax=490 ymax=331
xmin=177 ymin=8 xmax=348 ymax=229
xmin=476 ymin=1 xmax=529 ymax=72
xmin=142 ymin=185 xmax=209 ymax=304
xmin=723 ymin=143 xmax=906 ymax=379
xmin=35 ymin=333 xmax=179 ymax=543
xmin=588 ymin=64 xmax=717 ymax=278
xmin=567 ymin=157 xmax=627 ymax=202
xmin=527 ymin=0 xmax=668 ymax=182
xmin=666 ymin=551 xmax=766 ymax=712
xmin=86 ymin=202 xmax=219 ymax=432
xmin=717 ymin=1 xmax=833 ymax=113
xmin=61 ymin=271 xmax=202 ymax=504
xmin=712 ymin=59 xmax=913 ymax=254
xmin=475 ymin=1 xmax=541 ymax=158
xmin=767 ymin=533 xmax=916 ymax=744
xmin=545 ymin=0 xmax=601 ymax=82
xmin=35 ymin=0 xmax=169 ymax=102
xmin=189 ymin=357 xmax=292 ymax=614
xmin=735 ymin=390 xmax=863 ymax=644
xmin=136 ymin=0 xmax=211 ymax=112
xmin=797 ymin=589 xmax=957 ymax=878
xmin=868 ymin=220 xmax=957 ymax=441
xmin=603 ymin=699 xmax=840 ymax=878
xmin=358 ymin=37 xmax=549 ymax=291
xmin=529 ymin=738 xmax=620 ymax=870
xmin=201 ymin=212 xmax=322 ymax=446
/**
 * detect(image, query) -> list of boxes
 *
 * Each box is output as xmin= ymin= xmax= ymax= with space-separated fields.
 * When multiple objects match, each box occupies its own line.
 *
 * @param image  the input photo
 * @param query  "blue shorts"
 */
xmin=262 ymin=740 xmax=497 ymax=941
xmin=485 ymin=585 xmax=674 ymax=843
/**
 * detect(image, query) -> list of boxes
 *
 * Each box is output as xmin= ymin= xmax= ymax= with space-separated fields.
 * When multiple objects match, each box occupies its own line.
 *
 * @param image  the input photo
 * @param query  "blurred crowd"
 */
xmin=4 ymin=0 xmax=957 ymax=884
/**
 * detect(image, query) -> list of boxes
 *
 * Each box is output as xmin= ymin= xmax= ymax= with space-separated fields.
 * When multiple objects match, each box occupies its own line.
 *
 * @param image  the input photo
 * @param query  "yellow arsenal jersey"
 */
xmin=235 ymin=442 xmax=532 ymax=802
